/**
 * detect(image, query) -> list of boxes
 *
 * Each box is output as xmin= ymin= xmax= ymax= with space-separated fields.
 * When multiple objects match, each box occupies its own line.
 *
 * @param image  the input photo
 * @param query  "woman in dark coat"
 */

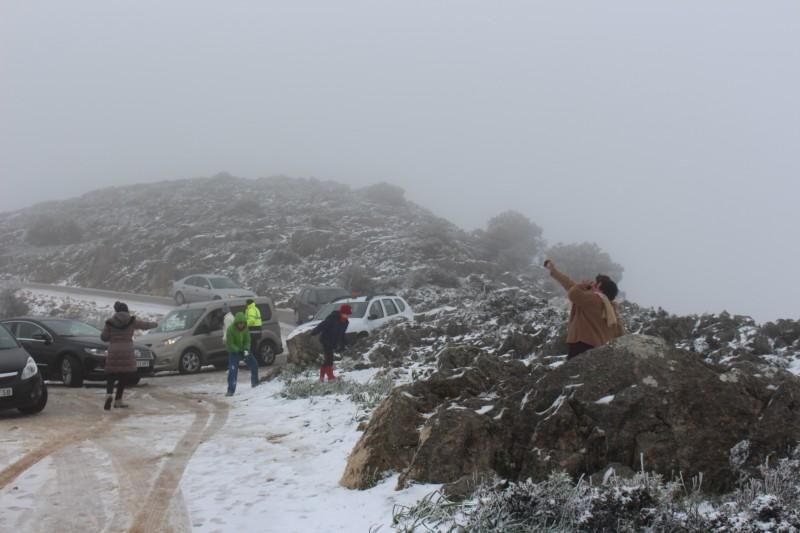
xmin=100 ymin=301 xmax=157 ymax=410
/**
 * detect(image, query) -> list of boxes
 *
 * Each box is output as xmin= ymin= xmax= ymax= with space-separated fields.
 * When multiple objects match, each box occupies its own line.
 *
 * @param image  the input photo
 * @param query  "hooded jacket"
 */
xmin=310 ymin=311 xmax=349 ymax=351
xmin=246 ymin=302 xmax=262 ymax=328
xmin=550 ymin=268 xmax=624 ymax=349
xmin=225 ymin=312 xmax=252 ymax=353
xmin=101 ymin=312 xmax=158 ymax=374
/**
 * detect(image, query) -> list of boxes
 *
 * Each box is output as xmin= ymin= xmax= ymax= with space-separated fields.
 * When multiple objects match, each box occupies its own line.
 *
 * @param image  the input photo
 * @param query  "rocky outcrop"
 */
xmin=341 ymin=335 xmax=800 ymax=494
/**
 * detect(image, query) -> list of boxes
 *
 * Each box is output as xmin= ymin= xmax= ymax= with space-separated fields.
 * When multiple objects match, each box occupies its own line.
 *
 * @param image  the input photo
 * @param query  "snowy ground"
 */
xmin=1 ymin=287 xmax=436 ymax=532
xmin=181 ymin=370 xmax=436 ymax=532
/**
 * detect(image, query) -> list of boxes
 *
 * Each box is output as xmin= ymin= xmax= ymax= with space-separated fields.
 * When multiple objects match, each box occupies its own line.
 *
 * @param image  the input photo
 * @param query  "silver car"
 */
xmin=171 ymin=274 xmax=256 ymax=305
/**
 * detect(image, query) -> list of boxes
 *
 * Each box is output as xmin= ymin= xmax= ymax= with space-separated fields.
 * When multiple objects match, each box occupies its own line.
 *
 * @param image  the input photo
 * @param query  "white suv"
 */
xmin=286 ymin=294 xmax=414 ymax=341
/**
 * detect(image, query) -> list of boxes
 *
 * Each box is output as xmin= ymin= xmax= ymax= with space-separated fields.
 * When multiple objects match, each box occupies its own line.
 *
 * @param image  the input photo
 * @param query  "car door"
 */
xmin=198 ymin=276 xmax=214 ymax=301
xmin=381 ymin=298 xmax=403 ymax=325
xmin=366 ymin=300 xmax=386 ymax=332
xmin=185 ymin=276 xmax=204 ymax=302
xmin=195 ymin=309 xmax=226 ymax=359
xmin=13 ymin=321 xmax=59 ymax=375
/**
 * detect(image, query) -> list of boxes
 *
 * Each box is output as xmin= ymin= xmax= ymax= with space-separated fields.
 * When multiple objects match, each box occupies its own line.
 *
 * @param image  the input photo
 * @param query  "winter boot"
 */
xmin=325 ymin=366 xmax=336 ymax=381
xmin=104 ymin=395 xmax=113 ymax=411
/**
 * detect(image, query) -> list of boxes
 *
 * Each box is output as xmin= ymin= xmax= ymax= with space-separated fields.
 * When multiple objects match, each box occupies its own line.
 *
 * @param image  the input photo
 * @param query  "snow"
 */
xmin=20 ymin=288 xmax=173 ymax=321
xmin=595 ymin=395 xmax=615 ymax=405
xmin=181 ymin=370 xmax=440 ymax=532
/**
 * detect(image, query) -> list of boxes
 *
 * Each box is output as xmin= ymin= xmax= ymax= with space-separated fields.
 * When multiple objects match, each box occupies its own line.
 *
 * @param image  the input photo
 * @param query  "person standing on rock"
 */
xmin=310 ymin=303 xmax=352 ymax=382
xmin=225 ymin=311 xmax=259 ymax=396
xmin=544 ymin=259 xmax=624 ymax=358
xmin=101 ymin=301 xmax=158 ymax=410
xmin=245 ymin=298 xmax=262 ymax=361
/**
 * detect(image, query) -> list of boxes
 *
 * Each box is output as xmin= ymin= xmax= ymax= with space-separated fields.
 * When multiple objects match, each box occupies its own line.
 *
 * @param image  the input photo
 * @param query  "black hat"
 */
xmin=114 ymin=301 xmax=129 ymax=313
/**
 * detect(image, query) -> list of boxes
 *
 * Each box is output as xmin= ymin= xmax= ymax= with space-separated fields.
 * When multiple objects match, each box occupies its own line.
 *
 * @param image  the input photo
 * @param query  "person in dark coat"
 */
xmin=100 ymin=301 xmax=158 ymax=410
xmin=310 ymin=303 xmax=352 ymax=382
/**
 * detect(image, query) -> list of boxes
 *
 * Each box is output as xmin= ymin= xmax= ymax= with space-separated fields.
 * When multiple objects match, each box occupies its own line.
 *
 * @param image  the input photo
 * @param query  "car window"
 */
xmin=368 ymin=301 xmax=385 ymax=319
xmin=0 ymin=324 xmax=18 ymax=350
xmin=16 ymin=322 xmax=46 ymax=340
xmin=209 ymin=277 xmax=239 ymax=289
xmin=2 ymin=322 xmax=19 ymax=336
xmin=40 ymin=320 xmax=101 ymax=337
xmin=185 ymin=277 xmax=200 ymax=287
xmin=315 ymin=289 xmax=349 ymax=304
xmin=154 ymin=308 xmax=206 ymax=333
xmin=257 ymin=304 xmax=272 ymax=321
xmin=394 ymin=298 xmax=406 ymax=312
xmin=382 ymin=299 xmax=399 ymax=316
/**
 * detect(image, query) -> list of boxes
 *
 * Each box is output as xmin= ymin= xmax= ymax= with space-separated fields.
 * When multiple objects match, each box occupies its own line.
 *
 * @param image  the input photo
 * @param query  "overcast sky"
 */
xmin=2 ymin=1 xmax=798 ymax=322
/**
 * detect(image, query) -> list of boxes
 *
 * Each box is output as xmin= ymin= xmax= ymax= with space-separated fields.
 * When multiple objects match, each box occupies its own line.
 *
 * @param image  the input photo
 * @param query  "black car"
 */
xmin=0 ymin=323 xmax=47 ymax=415
xmin=0 ymin=317 xmax=155 ymax=387
xmin=289 ymin=286 xmax=350 ymax=324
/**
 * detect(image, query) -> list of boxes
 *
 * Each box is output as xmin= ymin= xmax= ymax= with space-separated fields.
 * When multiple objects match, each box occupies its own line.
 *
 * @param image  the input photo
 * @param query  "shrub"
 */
xmin=362 ymin=182 xmax=406 ymax=206
xmin=0 ymin=288 xmax=29 ymax=319
xmin=25 ymin=215 xmax=83 ymax=246
xmin=480 ymin=211 xmax=544 ymax=271
xmin=545 ymin=242 xmax=624 ymax=284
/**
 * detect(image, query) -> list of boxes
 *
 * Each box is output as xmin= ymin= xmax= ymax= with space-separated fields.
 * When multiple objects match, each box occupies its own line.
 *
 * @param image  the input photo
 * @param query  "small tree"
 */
xmin=481 ymin=211 xmax=544 ymax=270
xmin=545 ymin=242 xmax=624 ymax=283
xmin=362 ymin=182 xmax=406 ymax=205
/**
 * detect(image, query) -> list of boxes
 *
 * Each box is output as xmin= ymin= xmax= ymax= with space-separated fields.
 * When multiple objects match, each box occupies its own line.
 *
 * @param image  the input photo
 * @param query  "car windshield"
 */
xmin=40 ymin=319 xmax=102 ymax=337
xmin=154 ymin=308 xmax=206 ymax=333
xmin=314 ymin=302 xmax=367 ymax=320
xmin=209 ymin=277 xmax=240 ymax=289
xmin=0 ymin=324 xmax=18 ymax=350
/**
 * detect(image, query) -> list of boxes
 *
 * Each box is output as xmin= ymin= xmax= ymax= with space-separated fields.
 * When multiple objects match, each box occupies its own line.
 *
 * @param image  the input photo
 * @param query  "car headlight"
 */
xmin=85 ymin=347 xmax=108 ymax=357
xmin=21 ymin=356 xmax=38 ymax=380
xmin=164 ymin=335 xmax=183 ymax=346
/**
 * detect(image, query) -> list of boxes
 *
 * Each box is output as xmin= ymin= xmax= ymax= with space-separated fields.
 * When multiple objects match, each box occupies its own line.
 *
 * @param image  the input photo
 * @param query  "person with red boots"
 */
xmin=310 ymin=303 xmax=352 ymax=382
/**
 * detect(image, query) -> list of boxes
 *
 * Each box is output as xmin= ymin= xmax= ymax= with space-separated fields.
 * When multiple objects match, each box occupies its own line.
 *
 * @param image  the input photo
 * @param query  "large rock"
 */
xmin=341 ymin=335 xmax=800 ymax=494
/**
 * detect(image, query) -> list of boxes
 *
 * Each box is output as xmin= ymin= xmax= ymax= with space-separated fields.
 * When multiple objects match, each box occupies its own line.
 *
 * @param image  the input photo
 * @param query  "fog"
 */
xmin=1 ymin=1 xmax=798 ymax=322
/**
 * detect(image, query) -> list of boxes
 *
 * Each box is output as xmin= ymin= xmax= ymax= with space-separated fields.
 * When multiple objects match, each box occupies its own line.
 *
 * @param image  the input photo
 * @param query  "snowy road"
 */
xmin=0 ymin=372 xmax=230 ymax=532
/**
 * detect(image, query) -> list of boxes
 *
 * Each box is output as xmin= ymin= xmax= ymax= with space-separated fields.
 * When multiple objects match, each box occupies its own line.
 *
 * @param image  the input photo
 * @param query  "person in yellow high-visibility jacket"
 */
xmin=245 ymin=299 xmax=262 ymax=365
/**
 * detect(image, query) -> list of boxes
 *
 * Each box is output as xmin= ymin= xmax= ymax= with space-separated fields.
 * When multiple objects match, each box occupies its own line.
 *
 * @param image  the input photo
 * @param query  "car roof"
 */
xmin=0 ymin=316 xmax=71 ymax=322
xmin=175 ymin=296 xmax=273 ymax=310
xmin=329 ymin=294 xmax=404 ymax=304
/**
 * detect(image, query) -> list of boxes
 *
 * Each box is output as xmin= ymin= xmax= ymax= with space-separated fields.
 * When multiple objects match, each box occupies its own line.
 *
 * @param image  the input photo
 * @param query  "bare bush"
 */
xmin=0 ymin=288 xmax=29 ymax=319
xmin=479 ymin=211 xmax=544 ymax=271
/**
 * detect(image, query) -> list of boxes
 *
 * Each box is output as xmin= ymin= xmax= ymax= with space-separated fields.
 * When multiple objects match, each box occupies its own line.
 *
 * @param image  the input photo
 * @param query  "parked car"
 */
xmin=0 ymin=323 xmax=47 ymax=415
xmin=287 ymin=293 xmax=414 ymax=342
xmin=171 ymin=274 xmax=256 ymax=305
xmin=289 ymin=286 xmax=350 ymax=324
xmin=0 ymin=317 xmax=155 ymax=387
xmin=137 ymin=296 xmax=283 ymax=374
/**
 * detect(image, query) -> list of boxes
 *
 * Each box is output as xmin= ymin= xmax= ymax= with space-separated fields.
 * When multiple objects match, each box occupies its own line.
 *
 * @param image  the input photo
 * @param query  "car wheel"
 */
xmin=175 ymin=291 xmax=186 ymax=305
xmin=128 ymin=375 xmax=141 ymax=386
xmin=178 ymin=349 xmax=202 ymax=374
xmin=256 ymin=341 xmax=276 ymax=366
xmin=19 ymin=381 xmax=48 ymax=415
xmin=61 ymin=354 xmax=84 ymax=387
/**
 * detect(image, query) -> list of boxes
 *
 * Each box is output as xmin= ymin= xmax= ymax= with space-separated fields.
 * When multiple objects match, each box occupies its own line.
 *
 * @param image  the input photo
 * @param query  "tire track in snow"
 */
xmin=128 ymin=393 xmax=229 ymax=533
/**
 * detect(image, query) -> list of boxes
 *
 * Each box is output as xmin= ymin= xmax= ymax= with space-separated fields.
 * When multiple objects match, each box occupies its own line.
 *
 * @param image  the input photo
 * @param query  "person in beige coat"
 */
xmin=544 ymin=260 xmax=624 ymax=358
xmin=100 ymin=301 xmax=158 ymax=410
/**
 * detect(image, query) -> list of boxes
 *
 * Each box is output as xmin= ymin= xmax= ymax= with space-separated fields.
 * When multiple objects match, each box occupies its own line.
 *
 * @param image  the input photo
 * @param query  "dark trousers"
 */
xmin=106 ymin=373 xmax=133 ymax=399
xmin=227 ymin=352 xmax=259 ymax=393
xmin=567 ymin=342 xmax=594 ymax=359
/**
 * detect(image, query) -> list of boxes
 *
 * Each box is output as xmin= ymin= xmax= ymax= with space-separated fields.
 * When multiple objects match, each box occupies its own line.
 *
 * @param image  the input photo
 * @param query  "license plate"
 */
xmin=0 ymin=388 xmax=12 ymax=398
xmin=136 ymin=360 xmax=150 ymax=368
